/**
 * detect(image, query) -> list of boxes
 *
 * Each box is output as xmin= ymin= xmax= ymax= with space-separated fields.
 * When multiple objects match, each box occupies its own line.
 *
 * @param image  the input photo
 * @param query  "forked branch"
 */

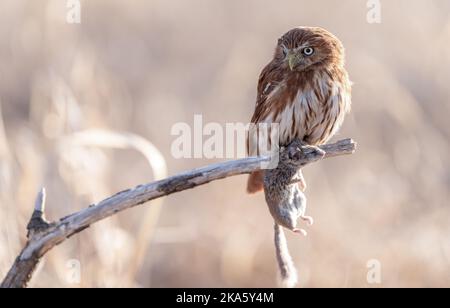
xmin=0 ymin=138 xmax=356 ymax=288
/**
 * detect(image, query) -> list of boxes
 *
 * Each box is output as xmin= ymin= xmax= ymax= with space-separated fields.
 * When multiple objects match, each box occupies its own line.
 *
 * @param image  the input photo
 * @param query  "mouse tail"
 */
xmin=274 ymin=223 xmax=298 ymax=288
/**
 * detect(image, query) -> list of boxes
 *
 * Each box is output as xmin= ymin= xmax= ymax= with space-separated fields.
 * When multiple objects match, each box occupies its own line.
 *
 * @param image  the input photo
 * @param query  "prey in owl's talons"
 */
xmin=264 ymin=180 xmax=311 ymax=235
xmin=264 ymin=139 xmax=316 ymax=235
xmin=264 ymin=139 xmax=320 ymax=287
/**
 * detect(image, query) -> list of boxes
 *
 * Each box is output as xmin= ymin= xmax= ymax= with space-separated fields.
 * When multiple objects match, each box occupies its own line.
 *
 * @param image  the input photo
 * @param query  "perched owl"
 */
xmin=247 ymin=27 xmax=352 ymax=193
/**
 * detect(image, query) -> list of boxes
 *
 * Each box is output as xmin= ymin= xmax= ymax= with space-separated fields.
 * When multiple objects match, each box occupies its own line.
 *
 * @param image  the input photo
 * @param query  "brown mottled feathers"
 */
xmin=247 ymin=27 xmax=351 ymax=194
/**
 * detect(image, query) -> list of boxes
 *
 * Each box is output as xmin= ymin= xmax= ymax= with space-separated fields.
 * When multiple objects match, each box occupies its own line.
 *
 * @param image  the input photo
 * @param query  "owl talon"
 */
xmin=293 ymin=228 xmax=307 ymax=237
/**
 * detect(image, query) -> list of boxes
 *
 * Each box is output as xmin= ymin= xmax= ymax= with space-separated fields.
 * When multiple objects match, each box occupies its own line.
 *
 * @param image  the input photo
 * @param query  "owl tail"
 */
xmin=247 ymin=170 xmax=265 ymax=194
xmin=274 ymin=223 xmax=298 ymax=288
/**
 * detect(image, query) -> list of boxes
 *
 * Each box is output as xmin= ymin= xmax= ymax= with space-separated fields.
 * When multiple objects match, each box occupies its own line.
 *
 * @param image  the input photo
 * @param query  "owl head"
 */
xmin=274 ymin=27 xmax=345 ymax=72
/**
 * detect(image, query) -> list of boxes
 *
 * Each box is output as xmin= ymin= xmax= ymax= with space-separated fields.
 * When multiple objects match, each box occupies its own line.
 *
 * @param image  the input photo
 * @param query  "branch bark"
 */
xmin=0 ymin=138 xmax=356 ymax=288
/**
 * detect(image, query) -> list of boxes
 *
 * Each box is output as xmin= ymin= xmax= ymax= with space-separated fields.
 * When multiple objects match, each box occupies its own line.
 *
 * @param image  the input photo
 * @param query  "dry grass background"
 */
xmin=0 ymin=0 xmax=449 ymax=287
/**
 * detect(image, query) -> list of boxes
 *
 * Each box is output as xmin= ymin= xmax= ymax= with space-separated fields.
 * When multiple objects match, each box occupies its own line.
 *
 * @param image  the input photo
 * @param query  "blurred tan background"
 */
xmin=0 ymin=0 xmax=449 ymax=287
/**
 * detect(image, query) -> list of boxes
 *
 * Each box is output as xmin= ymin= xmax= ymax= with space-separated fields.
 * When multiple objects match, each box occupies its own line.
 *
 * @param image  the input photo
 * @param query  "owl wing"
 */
xmin=247 ymin=61 xmax=287 ymax=194
xmin=251 ymin=62 xmax=285 ymax=124
xmin=247 ymin=62 xmax=286 ymax=194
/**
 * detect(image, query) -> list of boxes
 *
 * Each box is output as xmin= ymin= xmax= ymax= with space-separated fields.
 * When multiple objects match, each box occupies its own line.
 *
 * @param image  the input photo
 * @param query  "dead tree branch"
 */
xmin=0 ymin=138 xmax=356 ymax=288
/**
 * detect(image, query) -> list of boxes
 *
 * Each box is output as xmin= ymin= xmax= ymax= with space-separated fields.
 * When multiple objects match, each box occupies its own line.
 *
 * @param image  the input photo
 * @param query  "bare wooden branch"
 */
xmin=26 ymin=188 xmax=50 ymax=237
xmin=0 ymin=138 xmax=356 ymax=288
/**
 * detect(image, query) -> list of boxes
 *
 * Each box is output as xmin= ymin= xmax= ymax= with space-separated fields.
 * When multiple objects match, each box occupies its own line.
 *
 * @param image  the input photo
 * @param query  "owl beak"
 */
xmin=287 ymin=53 xmax=301 ymax=71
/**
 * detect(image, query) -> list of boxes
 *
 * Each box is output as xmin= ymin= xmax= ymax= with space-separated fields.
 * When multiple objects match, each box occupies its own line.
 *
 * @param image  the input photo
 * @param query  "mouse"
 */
xmin=263 ymin=141 xmax=317 ymax=287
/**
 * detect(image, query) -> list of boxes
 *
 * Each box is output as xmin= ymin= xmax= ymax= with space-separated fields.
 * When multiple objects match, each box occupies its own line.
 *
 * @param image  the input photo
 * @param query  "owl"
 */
xmin=247 ymin=27 xmax=352 ymax=193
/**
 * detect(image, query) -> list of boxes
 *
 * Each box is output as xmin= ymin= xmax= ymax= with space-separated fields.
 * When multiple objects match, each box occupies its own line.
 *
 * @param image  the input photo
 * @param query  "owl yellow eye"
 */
xmin=303 ymin=47 xmax=314 ymax=56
